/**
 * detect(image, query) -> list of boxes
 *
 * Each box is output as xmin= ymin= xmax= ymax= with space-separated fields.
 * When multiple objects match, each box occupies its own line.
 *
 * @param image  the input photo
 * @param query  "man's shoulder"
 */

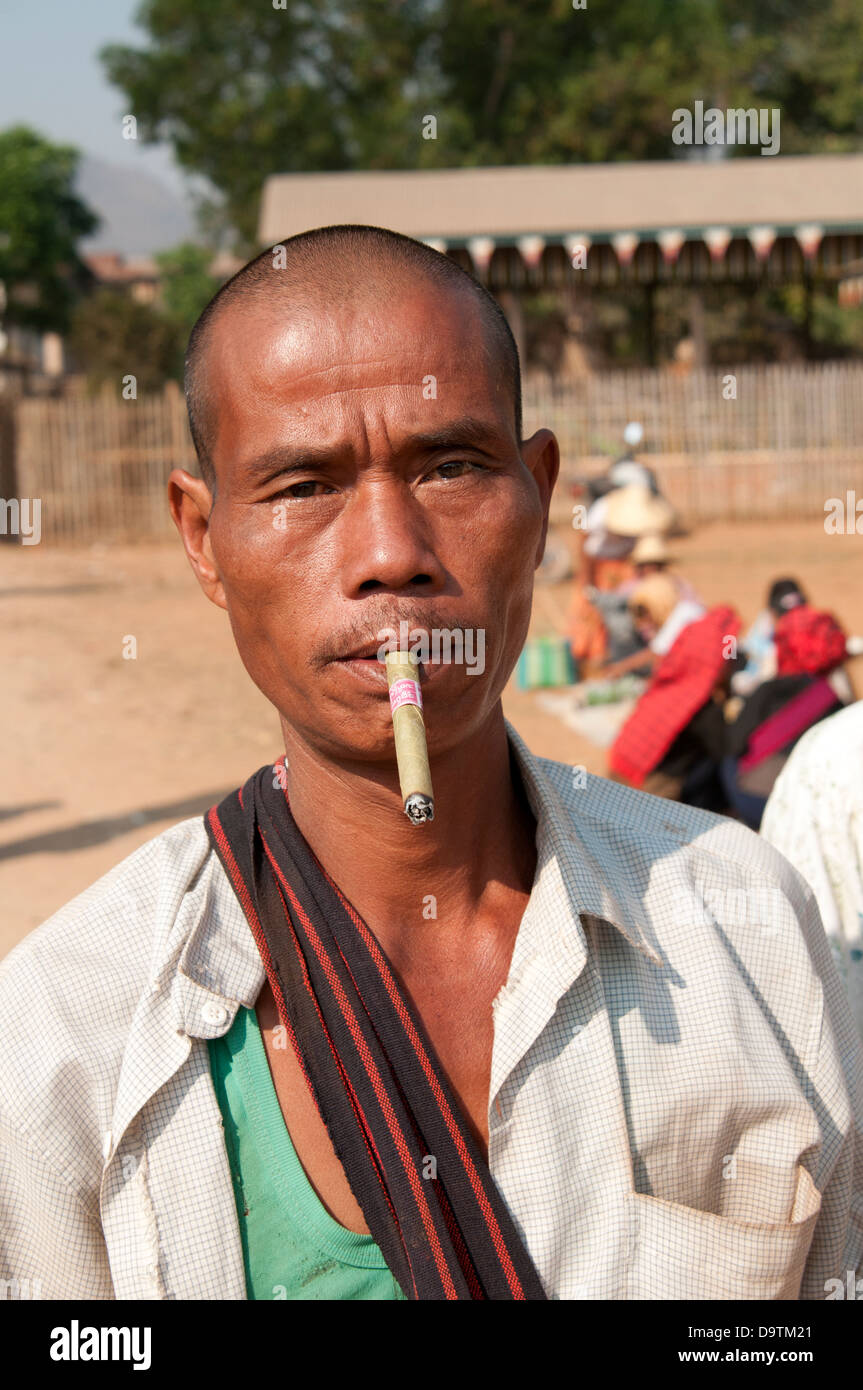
xmin=533 ymin=753 xmax=849 ymax=1059
xmin=535 ymin=752 xmax=814 ymax=916
xmin=541 ymin=752 xmax=759 ymax=848
xmin=1 ymin=815 xmax=214 ymax=991
xmin=0 ymin=816 xmax=217 ymax=1123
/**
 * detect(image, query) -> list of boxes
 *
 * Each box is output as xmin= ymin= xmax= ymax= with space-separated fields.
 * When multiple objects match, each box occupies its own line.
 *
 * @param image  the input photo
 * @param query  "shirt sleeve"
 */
xmin=0 ymin=1116 xmax=115 ymax=1299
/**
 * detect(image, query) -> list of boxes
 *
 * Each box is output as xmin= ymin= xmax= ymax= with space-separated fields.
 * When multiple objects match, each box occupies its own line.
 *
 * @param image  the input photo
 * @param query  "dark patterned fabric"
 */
xmin=205 ymin=764 xmax=548 ymax=1302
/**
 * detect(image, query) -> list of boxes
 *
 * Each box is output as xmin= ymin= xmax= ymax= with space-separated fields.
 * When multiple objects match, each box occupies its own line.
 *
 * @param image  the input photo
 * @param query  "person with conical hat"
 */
xmin=568 ymin=486 xmax=676 ymax=671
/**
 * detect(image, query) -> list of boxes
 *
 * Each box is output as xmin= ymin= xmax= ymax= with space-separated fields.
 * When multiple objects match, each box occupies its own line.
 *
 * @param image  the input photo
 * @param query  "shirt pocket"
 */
xmin=624 ymin=1165 xmax=822 ymax=1300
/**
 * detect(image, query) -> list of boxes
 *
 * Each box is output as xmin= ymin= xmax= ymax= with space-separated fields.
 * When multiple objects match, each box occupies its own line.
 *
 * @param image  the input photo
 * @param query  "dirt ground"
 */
xmin=3 ymin=518 xmax=863 ymax=957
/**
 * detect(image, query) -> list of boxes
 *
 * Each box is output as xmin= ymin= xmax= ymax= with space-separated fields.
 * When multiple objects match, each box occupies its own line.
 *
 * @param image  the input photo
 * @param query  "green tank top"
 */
xmin=207 ymin=1005 xmax=405 ymax=1301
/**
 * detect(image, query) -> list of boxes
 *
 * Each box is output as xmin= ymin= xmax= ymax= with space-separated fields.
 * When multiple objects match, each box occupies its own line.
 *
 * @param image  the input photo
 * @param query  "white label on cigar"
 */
xmin=389 ymin=677 xmax=423 ymax=712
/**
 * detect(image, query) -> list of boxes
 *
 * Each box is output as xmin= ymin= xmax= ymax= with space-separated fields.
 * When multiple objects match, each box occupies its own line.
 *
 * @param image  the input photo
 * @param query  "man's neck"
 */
xmin=278 ymin=707 xmax=538 ymax=962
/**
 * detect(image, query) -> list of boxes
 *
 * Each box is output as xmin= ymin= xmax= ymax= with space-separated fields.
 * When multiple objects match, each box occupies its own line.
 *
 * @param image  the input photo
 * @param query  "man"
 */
xmin=1 ymin=225 xmax=861 ymax=1301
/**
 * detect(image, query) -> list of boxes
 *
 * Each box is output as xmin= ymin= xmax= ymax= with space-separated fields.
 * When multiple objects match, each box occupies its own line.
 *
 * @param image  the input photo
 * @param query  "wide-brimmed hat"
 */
xmin=605 ymin=484 xmax=674 ymax=538
xmin=631 ymin=533 xmax=673 ymax=565
xmin=628 ymin=573 xmax=680 ymax=629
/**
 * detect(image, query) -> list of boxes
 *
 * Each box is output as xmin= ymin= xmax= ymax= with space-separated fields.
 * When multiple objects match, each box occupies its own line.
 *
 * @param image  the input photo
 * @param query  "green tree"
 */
xmin=101 ymin=0 xmax=432 ymax=247
xmin=68 ymin=290 xmax=183 ymax=392
xmin=0 ymin=126 xmax=98 ymax=332
xmin=155 ymin=242 xmax=221 ymax=333
xmin=102 ymin=1 xmax=863 ymax=247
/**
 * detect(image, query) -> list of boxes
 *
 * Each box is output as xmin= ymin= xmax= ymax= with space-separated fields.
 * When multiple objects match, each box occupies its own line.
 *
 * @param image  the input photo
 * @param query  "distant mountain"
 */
xmin=76 ymin=154 xmax=196 ymax=257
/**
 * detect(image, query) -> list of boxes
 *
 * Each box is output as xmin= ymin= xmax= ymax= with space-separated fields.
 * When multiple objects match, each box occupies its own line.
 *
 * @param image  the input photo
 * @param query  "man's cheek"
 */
xmin=483 ymin=521 xmax=538 ymax=583
xmin=480 ymin=486 xmax=541 ymax=556
xmin=461 ymin=493 xmax=532 ymax=559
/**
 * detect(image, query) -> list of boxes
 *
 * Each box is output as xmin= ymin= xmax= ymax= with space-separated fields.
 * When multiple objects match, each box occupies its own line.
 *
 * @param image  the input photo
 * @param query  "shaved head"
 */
xmin=184 ymin=224 xmax=522 ymax=492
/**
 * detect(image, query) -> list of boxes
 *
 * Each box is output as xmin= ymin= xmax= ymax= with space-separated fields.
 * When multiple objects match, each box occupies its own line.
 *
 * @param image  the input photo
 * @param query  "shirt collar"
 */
xmin=175 ymin=722 xmax=663 ymax=1036
xmin=506 ymin=722 xmax=665 ymax=970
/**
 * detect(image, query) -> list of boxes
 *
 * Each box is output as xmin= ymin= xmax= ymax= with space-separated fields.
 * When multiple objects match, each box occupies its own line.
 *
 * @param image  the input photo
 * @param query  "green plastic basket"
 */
xmin=516 ymin=636 xmax=577 ymax=690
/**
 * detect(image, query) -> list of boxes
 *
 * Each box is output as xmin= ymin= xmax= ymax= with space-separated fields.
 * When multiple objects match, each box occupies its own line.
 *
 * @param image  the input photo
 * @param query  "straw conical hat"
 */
xmin=605 ymin=484 xmax=674 ymax=538
xmin=631 ymin=533 xmax=672 ymax=565
xmin=628 ymin=573 xmax=679 ymax=628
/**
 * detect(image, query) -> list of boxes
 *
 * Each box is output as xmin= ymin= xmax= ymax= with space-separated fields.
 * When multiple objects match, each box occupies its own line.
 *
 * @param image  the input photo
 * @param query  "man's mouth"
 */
xmin=330 ymin=642 xmax=447 ymax=690
xmin=338 ymin=642 xmax=387 ymax=661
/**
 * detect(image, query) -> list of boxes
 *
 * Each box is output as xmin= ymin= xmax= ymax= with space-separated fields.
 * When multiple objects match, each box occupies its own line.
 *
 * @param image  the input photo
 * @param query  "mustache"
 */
xmin=314 ymin=605 xmax=483 ymax=665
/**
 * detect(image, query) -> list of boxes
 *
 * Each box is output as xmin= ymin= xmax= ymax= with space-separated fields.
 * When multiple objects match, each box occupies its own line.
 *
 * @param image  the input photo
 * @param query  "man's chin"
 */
xmin=282 ymin=660 xmax=496 ymax=762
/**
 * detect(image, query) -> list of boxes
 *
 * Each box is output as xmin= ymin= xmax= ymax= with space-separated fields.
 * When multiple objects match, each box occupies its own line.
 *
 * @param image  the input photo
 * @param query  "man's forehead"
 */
xmin=207 ymin=281 xmax=506 ymax=449
xmin=210 ymin=279 xmax=488 ymax=380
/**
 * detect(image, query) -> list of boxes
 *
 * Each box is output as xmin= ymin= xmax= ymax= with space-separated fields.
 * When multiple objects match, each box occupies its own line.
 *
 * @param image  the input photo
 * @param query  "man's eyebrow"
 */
xmin=243 ymin=446 xmax=338 ymax=481
xmin=404 ymin=417 xmax=507 ymax=454
xmin=241 ymin=416 xmax=507 ymax=483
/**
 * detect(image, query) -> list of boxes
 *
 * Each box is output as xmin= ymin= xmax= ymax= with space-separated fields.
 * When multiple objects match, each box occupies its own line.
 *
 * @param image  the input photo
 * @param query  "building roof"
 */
xmin=259 ymin=154 xmax=863 ymax=246
xmin=83 ymin=252 xmax=159 ymax=283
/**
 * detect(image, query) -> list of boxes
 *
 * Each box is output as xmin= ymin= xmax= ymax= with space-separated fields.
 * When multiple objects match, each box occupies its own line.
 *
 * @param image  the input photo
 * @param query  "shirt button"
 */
xmin=202 ymin=1001 xmax=228 ymax=1026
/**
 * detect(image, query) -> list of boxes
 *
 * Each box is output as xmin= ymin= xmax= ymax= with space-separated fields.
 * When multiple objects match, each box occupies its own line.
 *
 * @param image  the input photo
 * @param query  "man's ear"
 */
xmin=520 ymin=428 xmax=560 ymax=569
xmin=168 ymin=469 xmax=227 ymax=611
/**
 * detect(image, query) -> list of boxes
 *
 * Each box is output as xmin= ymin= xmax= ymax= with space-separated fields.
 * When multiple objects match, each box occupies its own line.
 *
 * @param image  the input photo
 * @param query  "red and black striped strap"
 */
xmin=205 ymin=760 xmax=547 ymax=1301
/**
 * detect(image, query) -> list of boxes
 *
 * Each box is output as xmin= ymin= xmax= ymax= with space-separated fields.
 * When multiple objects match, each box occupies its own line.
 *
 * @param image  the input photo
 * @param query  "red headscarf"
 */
xmin=774 ymin=604 xmax=846 ymax=678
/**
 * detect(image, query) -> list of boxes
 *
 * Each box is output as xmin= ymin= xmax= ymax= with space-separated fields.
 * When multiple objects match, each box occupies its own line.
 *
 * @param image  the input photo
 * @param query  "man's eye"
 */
xmin=273 ymin=481 xmax=335 ymax=500
xmin=431 ymin=459 xmax=484 ymax=480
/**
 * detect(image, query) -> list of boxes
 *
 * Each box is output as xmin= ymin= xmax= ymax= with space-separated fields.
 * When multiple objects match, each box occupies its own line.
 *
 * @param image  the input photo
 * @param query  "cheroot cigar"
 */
xmin=384 ymin=651 xmax=435 ymax=824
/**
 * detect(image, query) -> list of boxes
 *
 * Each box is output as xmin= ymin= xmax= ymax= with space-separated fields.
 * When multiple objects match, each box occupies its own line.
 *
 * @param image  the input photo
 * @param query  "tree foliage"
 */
xmin=154 ymin=242 xmax=221 ymax=333
xmin=102 ymin=0 xmax=863 ymax=246
xmin=0 ymin=126 xmax=99 ymax=332
xmin=68 ymin=289 xmax=184 ymax=392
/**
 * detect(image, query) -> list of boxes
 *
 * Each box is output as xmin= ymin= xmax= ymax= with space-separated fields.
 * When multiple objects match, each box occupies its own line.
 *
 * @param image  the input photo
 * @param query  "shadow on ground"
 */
xmin=0 ymin=802 xmax=62 ymax=823
xmin=0 ymin=791 xmax=232 ymax=861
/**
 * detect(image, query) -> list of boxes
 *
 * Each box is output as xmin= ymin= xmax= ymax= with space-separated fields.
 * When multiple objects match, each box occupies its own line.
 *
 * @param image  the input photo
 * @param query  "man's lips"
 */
xmin=329 ymin=650 xmax=449 ymax=690
xmin=337 ymin=642 xmax=387 ymax=661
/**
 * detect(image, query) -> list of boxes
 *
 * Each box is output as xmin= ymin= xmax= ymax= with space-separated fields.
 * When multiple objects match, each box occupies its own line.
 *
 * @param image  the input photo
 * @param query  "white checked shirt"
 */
xmin=1 ymin=725 xmax=861 ymax=1300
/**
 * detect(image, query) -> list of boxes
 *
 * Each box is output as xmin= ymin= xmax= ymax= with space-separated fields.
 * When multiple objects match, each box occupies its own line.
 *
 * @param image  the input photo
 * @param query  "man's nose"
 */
xmin=337 ymin=476 xmax=446 ymax=596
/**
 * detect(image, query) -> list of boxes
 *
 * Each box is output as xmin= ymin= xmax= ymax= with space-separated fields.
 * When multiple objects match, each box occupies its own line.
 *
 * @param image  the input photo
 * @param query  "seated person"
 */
xmin=601 ymin=573 xmax=706 ymax=681
xmin=608 ymin=595 xmax=740 ymax=807
xmin=721 ymin=586 xmax=849 ymax=829
xmin=568 ymin=488 xmax=673 ymax=671
xmin=773 ymin=584 xmax=847 ymax=680
xmin=733 ymin=577 xmax=848 ymax=697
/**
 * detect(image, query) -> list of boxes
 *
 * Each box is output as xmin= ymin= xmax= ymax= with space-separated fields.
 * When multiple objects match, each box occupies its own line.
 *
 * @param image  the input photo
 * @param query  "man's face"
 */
xmin=182 ymin=279 xmax=558 ymax=764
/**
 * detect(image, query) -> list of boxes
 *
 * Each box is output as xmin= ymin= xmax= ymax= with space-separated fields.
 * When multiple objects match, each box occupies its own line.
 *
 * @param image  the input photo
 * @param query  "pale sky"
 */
xmin=0 ymin=0 xmax=189 ymax=196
